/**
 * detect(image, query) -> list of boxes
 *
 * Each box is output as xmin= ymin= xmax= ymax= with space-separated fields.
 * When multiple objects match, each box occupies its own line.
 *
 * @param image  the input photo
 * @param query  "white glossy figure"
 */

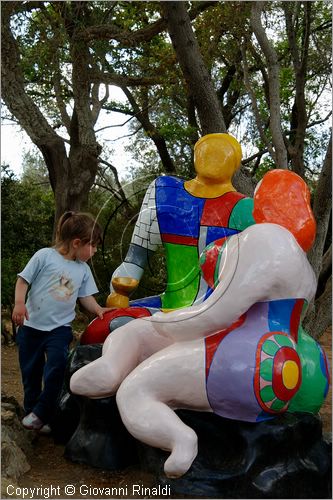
xmin=70 ymin=171 xmax=317 ymax=478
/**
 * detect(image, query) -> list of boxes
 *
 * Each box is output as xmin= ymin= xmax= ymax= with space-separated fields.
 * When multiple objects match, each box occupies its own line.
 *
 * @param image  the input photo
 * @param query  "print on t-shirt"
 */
xmin=50 ymin=273 xmax=75 ymax=301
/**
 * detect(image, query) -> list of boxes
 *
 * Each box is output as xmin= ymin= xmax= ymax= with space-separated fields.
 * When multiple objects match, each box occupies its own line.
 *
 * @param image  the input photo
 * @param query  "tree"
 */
xmin=303 ymin=136 xmax=332 ymax=339
xmin=242 ymin=1 xmax=331 ymax=337
xmin=2 ymin=2 xmax=163 ymax=221
xmin=2 ymin=1 xmax=331 ymax=337
xmin=2 ymin=2 xmax=97 ymax=221
xmin=1 ymin=1 xmax=232 ymax=222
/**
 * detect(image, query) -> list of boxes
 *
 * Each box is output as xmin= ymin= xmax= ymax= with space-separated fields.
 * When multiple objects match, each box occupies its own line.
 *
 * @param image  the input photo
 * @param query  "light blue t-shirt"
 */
xmin=18 ymin=248 xmax=99 ymax=331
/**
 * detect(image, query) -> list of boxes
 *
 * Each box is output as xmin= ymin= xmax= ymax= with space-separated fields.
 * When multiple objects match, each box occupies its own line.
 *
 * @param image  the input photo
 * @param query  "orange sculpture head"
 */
xmin=253 ymin=169 xmax=316 ymax=252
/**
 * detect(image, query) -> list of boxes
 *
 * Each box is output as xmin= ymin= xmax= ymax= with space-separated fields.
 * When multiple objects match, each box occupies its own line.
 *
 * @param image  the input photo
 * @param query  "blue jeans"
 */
xmin=16 ymin=325 xmax=73 ymax=424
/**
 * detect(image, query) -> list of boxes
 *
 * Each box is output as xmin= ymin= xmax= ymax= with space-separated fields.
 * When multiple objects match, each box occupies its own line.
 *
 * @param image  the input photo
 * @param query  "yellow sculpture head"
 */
xmin=194 ymin=133 xmax=242 ymax=182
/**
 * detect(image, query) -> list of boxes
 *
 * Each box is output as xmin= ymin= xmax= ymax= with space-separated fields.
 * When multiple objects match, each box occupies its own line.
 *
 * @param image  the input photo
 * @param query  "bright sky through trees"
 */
xmin=1 ymin=86 xmax=133 ymax=178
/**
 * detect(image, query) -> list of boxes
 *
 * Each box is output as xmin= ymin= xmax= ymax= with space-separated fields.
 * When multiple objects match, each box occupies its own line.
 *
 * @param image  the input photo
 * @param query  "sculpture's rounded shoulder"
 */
xmin=238 ymin=223 xmax=311 ymax=266
xmin=155 ymin=175 xmax=184 ymax=190
xmin=237 ymin=223 xmax=317 ymax=302
xmin=242 ymin=222 xmax=300 ymax=246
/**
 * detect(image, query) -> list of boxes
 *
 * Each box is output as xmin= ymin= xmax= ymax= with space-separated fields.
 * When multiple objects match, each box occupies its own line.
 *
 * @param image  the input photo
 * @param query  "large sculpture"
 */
xmin=70 ymin=169 xmax=330 ymax=479
xmin=111 ymin=133 xmax=254 ymax=310
xmin=81 ymin=133 xmax=254 ymax=344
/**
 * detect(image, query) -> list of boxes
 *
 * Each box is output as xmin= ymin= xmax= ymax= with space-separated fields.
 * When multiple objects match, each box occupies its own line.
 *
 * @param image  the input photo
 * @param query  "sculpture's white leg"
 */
xmin=116 ymin=340 xmax=210 ymax=477
xmin=70 ymin=318 xmax=171 ymax=398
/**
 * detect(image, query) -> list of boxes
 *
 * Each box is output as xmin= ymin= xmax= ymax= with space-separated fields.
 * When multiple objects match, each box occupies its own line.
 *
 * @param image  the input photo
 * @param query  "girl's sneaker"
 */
xmin=39 ymin=424 xmax=51 ymax=435
xmin=22 ymin=412 xmax=43 ymax=430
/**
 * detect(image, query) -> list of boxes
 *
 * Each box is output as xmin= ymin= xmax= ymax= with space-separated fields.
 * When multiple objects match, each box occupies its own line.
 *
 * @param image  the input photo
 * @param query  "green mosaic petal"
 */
xmin=274 ymin=334 xmax=293 ymax=348
xmin=260 ymin=385 xmax=275 ymax=402
xmin=213 ymin=247 xmax=224 ymax=288
xmin=199 ymin=253 xmax=206 ymax=266
xmin=229 ymin=197 xmax=255 ymax=230
xmin=162 ymin=243 xmax=200 ymax=309
xmin=262 ymin=340 xmax=279 ymax=356
xmin=260 ymin=358 xmax=273 ymax=381
xmin=270 ymin=398 xmax=286 ymax=411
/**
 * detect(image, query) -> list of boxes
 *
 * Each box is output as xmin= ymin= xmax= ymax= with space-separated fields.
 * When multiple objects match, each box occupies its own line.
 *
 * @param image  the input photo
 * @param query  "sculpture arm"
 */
xmin=110 ymin=180 xmax=162 ymax=292
xmin=147 ymin=223 xmax=316 ymax=341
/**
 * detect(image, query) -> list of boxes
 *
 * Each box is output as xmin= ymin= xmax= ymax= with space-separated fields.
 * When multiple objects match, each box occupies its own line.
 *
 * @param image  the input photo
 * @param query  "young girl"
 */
xmin=12 ymin=211 xmax=111 ymax=433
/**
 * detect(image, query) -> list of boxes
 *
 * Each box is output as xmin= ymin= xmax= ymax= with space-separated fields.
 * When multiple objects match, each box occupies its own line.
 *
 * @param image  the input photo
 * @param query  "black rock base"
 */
xmin=139 ymin=410 xmax=332 ymax=499
xmin=59 ymin=345 xmax=138 ymax=470
xmin=56 ymin=344 xmax=332 ymax=498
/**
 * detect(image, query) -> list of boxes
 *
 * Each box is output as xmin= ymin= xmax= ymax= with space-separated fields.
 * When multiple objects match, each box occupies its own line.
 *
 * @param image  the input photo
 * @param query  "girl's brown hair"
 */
xmin=55 ymin=211 xmax=103 ymax=251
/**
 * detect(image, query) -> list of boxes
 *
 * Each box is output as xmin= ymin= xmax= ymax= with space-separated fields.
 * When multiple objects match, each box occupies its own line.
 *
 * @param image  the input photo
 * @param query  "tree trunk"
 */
xmin=303 ymin=276 xmax=332 ymax=340
xmin=283 ymin=2 xmax=312 ymax=178
xmin=250 ymin=2 xmax=288 ymax=168
xmin=307 ymin=136 xmax=332 ymax=279
xmin=38 ymin=139 xmax=98 ymax=237
xmin=303 ymin=136 xmax=332 ymax=338
xmin=233 ymin=168 xmax=256 ymax=197
xmin=161 ymin=1 xmax=226 ymax=135
xmin=2 ymin=2 xmax=103 ymax=232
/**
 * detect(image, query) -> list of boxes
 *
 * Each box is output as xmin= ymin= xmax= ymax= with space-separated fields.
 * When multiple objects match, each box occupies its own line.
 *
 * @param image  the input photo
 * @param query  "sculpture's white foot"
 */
xmin=164 ymin=428 xmax=198 ymax=478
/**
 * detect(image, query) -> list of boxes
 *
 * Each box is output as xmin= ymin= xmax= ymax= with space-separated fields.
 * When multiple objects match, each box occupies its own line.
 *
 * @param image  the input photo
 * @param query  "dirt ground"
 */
xmin=1 ymin=328 xmax=332 ymax=499
xmin=1 ymin=344 xmax=159 ymax=499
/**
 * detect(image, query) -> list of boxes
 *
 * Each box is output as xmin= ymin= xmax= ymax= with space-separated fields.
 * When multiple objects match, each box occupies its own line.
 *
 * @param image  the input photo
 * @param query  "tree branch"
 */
xmin=75 ymin=18 xmax=166 ymax=46
xmin=307 ymin=135 xmax=332 ymax=279
xmin=91 ymin=83 xmax=109 ymax=126
xmin=65 ymin=5 xmax=101 ymax=156
xmin=53 ymin=67 xmax=71 ymax=133
xmin=74 ymin=1 xmax=217 ymax=45
xmin=104 ymin=126 xmax=143 ymax=142
xmin=1 ymin=7 xmax=67 ymax=190
xmin=250 ymin=1 xmax=288 ymax=168
xmin=307 ymin=111 xmax=332 ymax=129
xmin=240 ymin=41 xmax=276 ymax=161
xmin=89 ymin=69 xmax=167 ymax=88
xmin=242 ymin=148 xmax=268 ymax=166
xmin=97 ymin=158 xmax=128 ymax=203
xmin=283 ymin=2 xmax=312 ymax=177
xmin=121 ymin=86 xmax=176 ymax=174
xmin=161 ymin=1 xmax=226 ymax=135
xmin=95 ymin=115 xmax=136 ymax=134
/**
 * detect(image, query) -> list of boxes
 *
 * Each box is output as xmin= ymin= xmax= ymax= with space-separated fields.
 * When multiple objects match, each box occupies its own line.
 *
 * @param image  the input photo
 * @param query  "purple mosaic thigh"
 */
xmin=206 ymin=302 xmax=270 ymax=422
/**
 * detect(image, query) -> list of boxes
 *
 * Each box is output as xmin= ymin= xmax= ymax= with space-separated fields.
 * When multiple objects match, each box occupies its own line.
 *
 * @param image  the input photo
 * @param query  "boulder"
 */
xmin=1 ymin=395 xmax=33 ymax=481
xmin=140 ymin=410 xmax=332 ymax=499
xmin=53 ymin=345 xmax=138 ymax=469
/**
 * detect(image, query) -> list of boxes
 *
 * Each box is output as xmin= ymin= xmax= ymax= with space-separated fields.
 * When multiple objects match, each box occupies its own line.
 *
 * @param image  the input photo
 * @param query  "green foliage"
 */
xmin=254 ymin=155 xmax=275 ymax=181
xmin=1 ymin=165 xmax=55 ymax=309
xmin=21 ymin=149 xmax=50 ymax=184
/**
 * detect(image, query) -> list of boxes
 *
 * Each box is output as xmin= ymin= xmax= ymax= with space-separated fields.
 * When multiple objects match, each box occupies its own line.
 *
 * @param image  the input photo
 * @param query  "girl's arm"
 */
xmin=79 ymin=296 xmax=114 ymax=319
xmin=12 ymin=277 xmax=29 ymax=325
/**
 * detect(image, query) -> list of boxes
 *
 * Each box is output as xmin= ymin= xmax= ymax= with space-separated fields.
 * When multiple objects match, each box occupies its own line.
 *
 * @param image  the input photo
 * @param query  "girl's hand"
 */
xmin=12 ymin=303 xmax=29 ymax=326
xmin=79 ymin=296 xmax=116 ymax=319
xmin=96 ymin=306 xmax=116 ymax=319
